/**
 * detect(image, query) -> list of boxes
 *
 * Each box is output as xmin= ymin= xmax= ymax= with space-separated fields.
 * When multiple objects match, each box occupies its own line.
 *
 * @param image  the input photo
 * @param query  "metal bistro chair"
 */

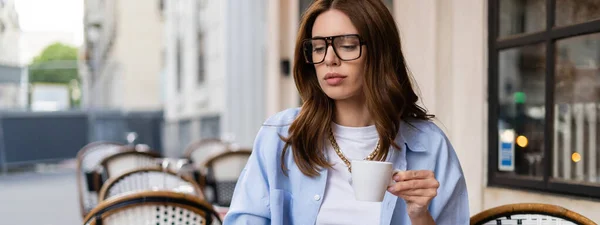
xmin=202 ymin=148 xmax=252 ymax=207
xmin=98 ymin=149 xmax=162 ymax=181
xmin=98 ymin=167 xmax=205 ymax=202
xmin=76 ymin=141 xmax=125 ymax=218
xmin=470 ymin=203 xmax=597 ymax=225
xmin=83 ymin=191 xmax=222 ymax=225
xmin=183 ymin=138 xmax=230 ymax=187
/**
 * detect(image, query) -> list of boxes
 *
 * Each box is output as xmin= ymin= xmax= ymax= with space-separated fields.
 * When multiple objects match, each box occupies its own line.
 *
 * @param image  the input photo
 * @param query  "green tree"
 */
xmin=28 ymin=42 xmax=81 ymax=107
xmin=29 ymin=42 xmax=79 ymax=83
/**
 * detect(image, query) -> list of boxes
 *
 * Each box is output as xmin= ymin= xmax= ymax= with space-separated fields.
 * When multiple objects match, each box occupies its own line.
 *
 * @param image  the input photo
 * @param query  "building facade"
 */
xmin=80 ymin=0 xmax=163 ymax=111
xmin=162 ymin=0 xmax=267 ymax=156
xmin=0 ymin=0 xmax=26 ymax=110
xmin=0 ymin=0 xmax=19 ymax=66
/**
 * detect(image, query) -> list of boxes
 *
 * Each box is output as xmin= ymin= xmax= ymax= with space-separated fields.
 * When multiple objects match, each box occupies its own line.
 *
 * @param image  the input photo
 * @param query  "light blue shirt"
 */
xmin=223 ymin=108 xmax=469 ymax=225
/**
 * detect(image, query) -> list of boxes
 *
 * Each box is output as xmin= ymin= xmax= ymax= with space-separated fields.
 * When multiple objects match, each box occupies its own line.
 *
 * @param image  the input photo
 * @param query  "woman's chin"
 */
xmin=323 ymin=91 xmax=357 ymax=101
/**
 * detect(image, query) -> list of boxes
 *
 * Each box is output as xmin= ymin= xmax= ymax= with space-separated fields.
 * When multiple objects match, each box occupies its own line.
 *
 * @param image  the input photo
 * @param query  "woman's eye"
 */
xmin=340 ymin=45 xmax=358 ymax=51
xmin=313 ymin=47 xmax=326 ymax=53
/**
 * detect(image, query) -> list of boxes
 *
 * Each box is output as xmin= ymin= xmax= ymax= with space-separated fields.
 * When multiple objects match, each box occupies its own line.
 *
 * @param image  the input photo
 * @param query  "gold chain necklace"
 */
xmin=328 ymin=127 xmax=380 ymax=173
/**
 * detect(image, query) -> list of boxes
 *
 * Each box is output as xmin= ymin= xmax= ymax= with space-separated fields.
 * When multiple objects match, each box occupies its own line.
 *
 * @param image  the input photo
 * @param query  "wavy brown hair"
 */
xmin=281 ymin=0 xmax=433 ymax=177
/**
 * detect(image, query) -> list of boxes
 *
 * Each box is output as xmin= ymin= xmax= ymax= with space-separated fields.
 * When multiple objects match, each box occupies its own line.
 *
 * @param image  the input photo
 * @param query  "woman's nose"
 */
xmin=324 ymin=45 xmax=340 ymax=66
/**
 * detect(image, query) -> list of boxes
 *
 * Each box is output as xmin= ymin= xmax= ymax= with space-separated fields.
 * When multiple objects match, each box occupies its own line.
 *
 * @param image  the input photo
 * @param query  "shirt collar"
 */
xmin=398 ymin=120 xmax=428 ymax=152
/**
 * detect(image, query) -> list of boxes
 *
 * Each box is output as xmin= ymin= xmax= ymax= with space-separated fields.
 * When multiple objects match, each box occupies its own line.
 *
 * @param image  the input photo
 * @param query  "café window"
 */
xmin=489 ymin=0 xmax=600 ymax=198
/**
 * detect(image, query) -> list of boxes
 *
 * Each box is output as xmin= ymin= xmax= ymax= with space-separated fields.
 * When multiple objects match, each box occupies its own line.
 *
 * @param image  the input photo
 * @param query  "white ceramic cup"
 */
xmin=351 ymin=160 xmax=401 ymax=202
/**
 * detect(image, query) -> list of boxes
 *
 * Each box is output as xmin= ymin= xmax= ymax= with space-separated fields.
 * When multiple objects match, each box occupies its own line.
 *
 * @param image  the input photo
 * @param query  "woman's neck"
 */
xmin=333 ymin=96 xmax=373 ymax=127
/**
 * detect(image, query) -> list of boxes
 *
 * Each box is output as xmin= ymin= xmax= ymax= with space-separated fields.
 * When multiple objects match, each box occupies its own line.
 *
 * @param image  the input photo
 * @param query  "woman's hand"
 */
xmin=387 ymin=170 xmax=439 ymax=223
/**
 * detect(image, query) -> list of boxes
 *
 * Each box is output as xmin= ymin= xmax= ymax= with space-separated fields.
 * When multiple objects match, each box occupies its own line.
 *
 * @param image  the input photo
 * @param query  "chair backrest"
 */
xmin=184 ymin=139 xmax=229 ymax=172
xmin=76 ymin=141 xmax=124 ymax=218
xmin=98 ymin=167 xmax=204 ymax=201
xmin=158 ymin=157 xmax=194 ymax=176
xmin=83 ymin=191 xmax=221 ymax=225
xmin=470 ymin=203 xmax=597 ymax=225
xmin=100 ymin=150 xmax=162 ymax=179
xmin=203 ymin=149 xmax=252 ymax=207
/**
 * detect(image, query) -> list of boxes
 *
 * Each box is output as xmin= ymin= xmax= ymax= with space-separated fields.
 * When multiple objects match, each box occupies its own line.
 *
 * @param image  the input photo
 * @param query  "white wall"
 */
xmin=395 ymin=0 xmax=486 ymax=215
xmin=395 ymin=0 xmax=438 ymax=114
xmin=265 ymin=0 xmax=302 ymax=118
xmin=223 ymin=0 xmax=266 ymax=148
xmin=114 ymin=0 xmax=163 ymax=110
xmin=84 ymin=0 xmax=162 ymax=111
xmin=280 ymin=0 xmax=301 ymax=111
xmin=163 ymin=0 xmax=179 ymax=121
xmin=164 ymin=0 xmax=225 ymax=119
xmin=86 ymin=0 xmax=116 ymax=109
xmin=164 ymin=0 xmax=268 ymax=149
xmin=0 ymin=30 xmax=19 ymax=65
xmin=265 ymin=0 xmax=281 ymax=118
xmin=162 ymin=0 xmax=196 ymax=156
xmin=190 ymin=0 xmax=225 ymax=119
xmin=162 ymin=0 xmax=229 ymax=155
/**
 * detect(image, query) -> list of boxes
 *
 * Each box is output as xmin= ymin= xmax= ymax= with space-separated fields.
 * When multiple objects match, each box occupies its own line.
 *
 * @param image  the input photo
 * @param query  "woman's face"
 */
xmin=311 ymin=9 xmax=366 ymax=101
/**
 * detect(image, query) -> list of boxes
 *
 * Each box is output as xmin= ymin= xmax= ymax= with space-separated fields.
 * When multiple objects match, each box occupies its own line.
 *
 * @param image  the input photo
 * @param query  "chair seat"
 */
xmin=470 ymin=203 xmax=596 ymax=225
xmin=96 ymin=205 xmax=205 ymax=225
xmin=479 ymin=214 xmax=578 ymax=225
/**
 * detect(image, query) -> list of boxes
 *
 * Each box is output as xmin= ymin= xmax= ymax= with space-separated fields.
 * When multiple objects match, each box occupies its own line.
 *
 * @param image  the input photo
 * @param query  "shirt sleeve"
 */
xmin=222 ymin=126 xmax=273 ymax=225
xmin=429 ymin=130 xmax=470 ymax=225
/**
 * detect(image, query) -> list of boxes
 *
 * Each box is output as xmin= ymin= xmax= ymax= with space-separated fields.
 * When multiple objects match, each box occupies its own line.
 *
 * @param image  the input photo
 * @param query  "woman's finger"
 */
xmin=390 ymin=188 xmax=438 ymax=197
xmin=397 ymin=195 xmax=431 ymax=205
xmin=388 ymin=179 xmax=440 ymax=192
xmin=393 ymin=170 xmax=435 ymax=181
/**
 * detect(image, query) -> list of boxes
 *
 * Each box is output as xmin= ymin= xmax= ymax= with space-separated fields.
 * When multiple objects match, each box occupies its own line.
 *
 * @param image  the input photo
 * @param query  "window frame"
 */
xmin=488 ymin=0 xmax=600 ymax=198
xmin=197 ymin=33 xmax=205 ymax=84
xmin=196 ymin=0 xmax=206 ymax=84
xmin=176 ymin=38 xmax=182 ymax=92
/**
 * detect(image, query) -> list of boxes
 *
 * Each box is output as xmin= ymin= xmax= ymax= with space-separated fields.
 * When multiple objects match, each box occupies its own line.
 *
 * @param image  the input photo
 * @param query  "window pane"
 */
xmin=498 ymin=43 xmax=546 ymax=177
xmin=200 ymin=116 xmax=221 ymax=139
xmin=179 ymin=120 xmax=191 ymax=153
xmin=556 ymin=0 xmax=600 ymax=27
xmin=499 ymin=0 xmax=546 ymax=38
xmin=553 ymin=33 xmax=600 ymax=184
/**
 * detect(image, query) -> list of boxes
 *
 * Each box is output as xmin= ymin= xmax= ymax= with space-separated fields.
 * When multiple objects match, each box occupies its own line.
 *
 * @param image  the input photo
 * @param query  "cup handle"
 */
xmin=389 ymin=169 xmax=403 ymax=186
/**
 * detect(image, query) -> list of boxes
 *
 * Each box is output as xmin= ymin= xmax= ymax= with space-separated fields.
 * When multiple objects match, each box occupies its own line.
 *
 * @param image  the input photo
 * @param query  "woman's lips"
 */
xmin=324 ymin=73 xmax=347 ymax=86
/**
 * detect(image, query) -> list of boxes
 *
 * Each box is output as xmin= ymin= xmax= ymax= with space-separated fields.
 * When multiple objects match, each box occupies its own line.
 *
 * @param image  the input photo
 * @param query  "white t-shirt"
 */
xmin=315 ymin=122 xmax=381 ymax=225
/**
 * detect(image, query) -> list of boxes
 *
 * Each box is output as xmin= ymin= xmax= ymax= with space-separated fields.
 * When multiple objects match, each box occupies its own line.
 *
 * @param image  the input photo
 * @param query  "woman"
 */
xmin=224 ymin=0 xmax=469 ymax=224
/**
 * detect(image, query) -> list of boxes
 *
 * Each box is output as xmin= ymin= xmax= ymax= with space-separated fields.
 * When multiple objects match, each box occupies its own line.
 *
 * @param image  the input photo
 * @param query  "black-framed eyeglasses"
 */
xmin=302 ymin=34 xmax=366 ymax=64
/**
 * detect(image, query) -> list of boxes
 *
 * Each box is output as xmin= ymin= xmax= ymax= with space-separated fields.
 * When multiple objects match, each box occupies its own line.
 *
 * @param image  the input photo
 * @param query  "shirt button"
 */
xmin=314 ymin=194 xmax=321 ymax=201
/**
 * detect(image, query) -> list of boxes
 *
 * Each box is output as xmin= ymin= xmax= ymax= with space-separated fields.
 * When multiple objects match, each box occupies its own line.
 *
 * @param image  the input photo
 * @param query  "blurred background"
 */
xmin=0 ymin=0 xmax=599 ymax=224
